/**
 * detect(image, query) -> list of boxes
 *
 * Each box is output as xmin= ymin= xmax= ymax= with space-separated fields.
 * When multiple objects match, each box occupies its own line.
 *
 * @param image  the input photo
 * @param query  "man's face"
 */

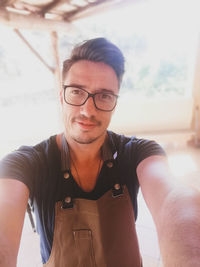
xmin=61 ymin=60 xmax=119 ymax=144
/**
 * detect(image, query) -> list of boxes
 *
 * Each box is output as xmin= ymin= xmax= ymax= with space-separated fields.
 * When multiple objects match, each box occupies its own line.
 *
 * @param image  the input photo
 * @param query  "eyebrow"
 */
xmin=63 ymin=83 xmax=85 ymax=89
xmin=64 ymin=83 xmax=117 ymax=95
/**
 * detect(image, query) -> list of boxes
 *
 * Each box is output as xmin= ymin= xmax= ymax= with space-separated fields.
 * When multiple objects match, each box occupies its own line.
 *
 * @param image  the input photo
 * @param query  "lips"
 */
xmin=76 ymin=120 xmax=97 ymax=130
xmin=72 ymin=115 xmax=101 ymax=130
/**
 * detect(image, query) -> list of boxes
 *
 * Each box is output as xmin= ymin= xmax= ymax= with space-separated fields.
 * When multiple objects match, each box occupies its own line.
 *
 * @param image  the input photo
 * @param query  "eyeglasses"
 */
xmin=63 ymin=85 xmax=118 ymax=112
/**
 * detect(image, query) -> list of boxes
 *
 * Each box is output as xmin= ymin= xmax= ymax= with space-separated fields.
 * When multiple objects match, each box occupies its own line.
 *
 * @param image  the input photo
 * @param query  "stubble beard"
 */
xmin=69 ymin=115 xmax=106 ymax=144
xmin=71 ymin=129 xmax=106 ymax=144
xmin=72 ymin=136 xmax=100 ymax=144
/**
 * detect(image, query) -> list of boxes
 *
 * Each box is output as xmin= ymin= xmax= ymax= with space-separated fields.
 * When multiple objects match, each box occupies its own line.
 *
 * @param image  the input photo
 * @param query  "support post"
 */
xmin=14 ymin=29 xmax=55 ymax=74
xmin=190 ymin=34 xmax=200 ymax=146
xmin=51 ymin=31 xmax=61 ymax=92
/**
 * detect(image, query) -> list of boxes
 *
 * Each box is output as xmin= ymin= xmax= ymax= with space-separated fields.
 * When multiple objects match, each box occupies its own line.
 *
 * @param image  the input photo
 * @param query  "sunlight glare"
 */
xmin=168 ymin=154 xmax=197 ymax=177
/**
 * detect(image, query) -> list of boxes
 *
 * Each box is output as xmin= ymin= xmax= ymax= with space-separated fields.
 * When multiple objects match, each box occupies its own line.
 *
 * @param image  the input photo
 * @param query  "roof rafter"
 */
xmin=0 ymin=0 xmax=16 ymax=6
xmin=38 ymin=0 xmax=63 ymax=17
xmin=0 ymin=7 xmax=77 ymax=32
xmin=0 ymin=0 xmax=140 ymax=31
xmin=64 ymin=0 xmax=140 ymax=21
xmin=62 ymin=0 xmax=107 ymax=20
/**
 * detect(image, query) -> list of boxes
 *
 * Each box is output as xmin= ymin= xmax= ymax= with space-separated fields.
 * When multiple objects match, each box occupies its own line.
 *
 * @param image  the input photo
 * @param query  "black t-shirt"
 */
xmin=0 ymin=131 xmax=165 ymax=263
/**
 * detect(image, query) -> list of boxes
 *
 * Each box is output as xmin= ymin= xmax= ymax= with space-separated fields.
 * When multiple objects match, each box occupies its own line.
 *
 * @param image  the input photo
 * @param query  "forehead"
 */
xmin=63 ymin=60 xmax=119 ymax=92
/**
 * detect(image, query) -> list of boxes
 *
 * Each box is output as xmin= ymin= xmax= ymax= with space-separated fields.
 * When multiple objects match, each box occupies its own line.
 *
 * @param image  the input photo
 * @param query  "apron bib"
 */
xmin=44 ymin=135 xmax=142 ymax=267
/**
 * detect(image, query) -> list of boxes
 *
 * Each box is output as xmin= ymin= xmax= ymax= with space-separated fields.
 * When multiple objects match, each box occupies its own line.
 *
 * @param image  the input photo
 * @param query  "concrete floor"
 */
xmin=17 ymin=144 xmax=200 ymax=267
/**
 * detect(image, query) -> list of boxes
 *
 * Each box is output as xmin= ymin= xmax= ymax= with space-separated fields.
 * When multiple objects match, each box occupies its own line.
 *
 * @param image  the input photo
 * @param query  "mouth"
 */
xmin=76 ymin=120 xmax=97 ymax=130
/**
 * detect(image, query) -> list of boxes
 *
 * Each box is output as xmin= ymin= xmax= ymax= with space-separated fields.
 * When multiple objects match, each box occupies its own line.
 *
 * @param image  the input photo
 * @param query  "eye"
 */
xmin=70 ymin=88 xmax=82 ymax=95
xmin=99 ymin=93 xmax=114 ymax=101
xmin=68 ymin=87 xmax=85 ymax=97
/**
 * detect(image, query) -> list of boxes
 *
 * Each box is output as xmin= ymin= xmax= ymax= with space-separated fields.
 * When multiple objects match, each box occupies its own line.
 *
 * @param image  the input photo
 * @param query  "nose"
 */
xmin=79 ymin=96 xmax=97 ymax=117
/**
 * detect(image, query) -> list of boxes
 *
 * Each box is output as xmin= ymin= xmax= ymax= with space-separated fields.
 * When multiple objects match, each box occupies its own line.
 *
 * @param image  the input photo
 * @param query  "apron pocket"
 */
xmin=73 ymin=229 xmax=96 ymax=267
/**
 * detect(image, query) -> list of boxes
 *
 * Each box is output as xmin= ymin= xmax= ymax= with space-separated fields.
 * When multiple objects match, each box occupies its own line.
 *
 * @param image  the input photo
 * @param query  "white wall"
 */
xmin=109 ymin=94 xmax=193 ymax=134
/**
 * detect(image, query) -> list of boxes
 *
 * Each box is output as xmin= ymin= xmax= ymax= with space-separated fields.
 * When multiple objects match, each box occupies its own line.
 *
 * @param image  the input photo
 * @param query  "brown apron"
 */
xmin=44 ymin=139 xmax=142 ymax=267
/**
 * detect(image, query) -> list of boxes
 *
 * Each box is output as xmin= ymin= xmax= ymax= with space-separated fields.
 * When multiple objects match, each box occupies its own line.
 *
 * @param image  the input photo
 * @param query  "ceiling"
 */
xmin=0 ymin=0 xmax=137 ymax=31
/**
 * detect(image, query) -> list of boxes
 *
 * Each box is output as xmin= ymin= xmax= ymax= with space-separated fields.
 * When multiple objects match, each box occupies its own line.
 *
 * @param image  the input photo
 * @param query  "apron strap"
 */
xmin=61 ymin=132 xmax=124 ymax=206
xmin=61 ymin=169 xmax=74 ymax=209
xmin=105 ymin=158 xmax=124 ymax=197
xmin=60 ymin=134 xmax=74 ymax=209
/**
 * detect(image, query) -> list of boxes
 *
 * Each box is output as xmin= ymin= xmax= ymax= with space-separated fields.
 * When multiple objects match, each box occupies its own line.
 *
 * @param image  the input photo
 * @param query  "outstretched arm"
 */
xmin=137 ymin=155 xmax=200 ymax=267
xmin=0 ymin=179 xmax=29 ymax=267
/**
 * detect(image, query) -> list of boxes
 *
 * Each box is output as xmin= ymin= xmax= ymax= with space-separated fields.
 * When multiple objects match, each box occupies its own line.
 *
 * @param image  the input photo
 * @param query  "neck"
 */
xmin=59 ymin=131 xmax=105 ymax=192
xmin=60 ymin=131 xmax=106 ymax=163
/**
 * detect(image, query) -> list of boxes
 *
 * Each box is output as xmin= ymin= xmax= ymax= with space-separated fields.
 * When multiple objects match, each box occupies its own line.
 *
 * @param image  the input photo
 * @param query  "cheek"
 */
xmin=62 ymin=105 xmax=77 ymax=122
xmin=101 ymin=112 xmax=113 ymax=125
xmin=61 ymin=105 xmax=70 ymax=123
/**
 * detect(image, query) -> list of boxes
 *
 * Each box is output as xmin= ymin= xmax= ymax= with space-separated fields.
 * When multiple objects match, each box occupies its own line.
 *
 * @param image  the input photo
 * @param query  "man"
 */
xmin=0 ymin=38 xmax=200 ymax=267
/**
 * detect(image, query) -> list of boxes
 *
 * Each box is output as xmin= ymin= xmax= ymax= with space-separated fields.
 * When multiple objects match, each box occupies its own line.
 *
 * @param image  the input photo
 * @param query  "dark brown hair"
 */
xmin=62 ymin=37 xmax=125 ymax=86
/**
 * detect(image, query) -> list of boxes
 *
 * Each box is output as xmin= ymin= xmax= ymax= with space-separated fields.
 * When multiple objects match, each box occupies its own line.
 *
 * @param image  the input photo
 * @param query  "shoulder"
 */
xmin=107 ymin=130 xmax=166 ymax=166
xmin=0 ymin=135 xmax=58 ymax=194
xmin=1 ymin=135 xmax=57 ymax=164
xmin=33 ymin=135 xmax=57 ymax=152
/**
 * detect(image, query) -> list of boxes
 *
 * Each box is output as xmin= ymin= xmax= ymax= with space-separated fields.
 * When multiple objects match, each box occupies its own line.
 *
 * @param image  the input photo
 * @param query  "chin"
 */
xmin=72 ymin=130 xmax=106 ymax=145
xmin=72 ymin=136 xmax=99 ymax=144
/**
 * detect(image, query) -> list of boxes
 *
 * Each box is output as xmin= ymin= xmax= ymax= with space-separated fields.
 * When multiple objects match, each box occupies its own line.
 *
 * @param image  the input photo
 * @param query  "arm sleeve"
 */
xmin=0 ymin=146 xmax=39 ymax=199
xmin=134 ymin=138 xmax=166 ymax=168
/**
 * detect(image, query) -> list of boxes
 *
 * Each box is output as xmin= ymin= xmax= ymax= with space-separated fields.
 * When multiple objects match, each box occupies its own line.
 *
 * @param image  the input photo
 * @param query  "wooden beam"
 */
xmin=65 ymin=0 xmax=143 ymax=21
xmin=39 ymin=0 xmax=63 ymax=17
xmin=14 ymin=28 xmax=55 ymax=74
xmin=63 ymin=0 xmax=107 ymax=20
xmin=0 ymin=8 xmax=76 ymax=33
xmin=0 ymin=0 xmax=16 ymax=6
xmin=51 ymin=31 xmax=62 ymax=91
xmin=190 ymin=34 xmax=200 ymax=145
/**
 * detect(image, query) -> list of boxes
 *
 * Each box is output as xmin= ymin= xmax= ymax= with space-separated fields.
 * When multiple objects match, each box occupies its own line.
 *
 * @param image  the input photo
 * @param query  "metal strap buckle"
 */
xmin=112 ymin=183 xmax=123 ymax=198
xmin=61 ymin=196 xmax=73 ymax=209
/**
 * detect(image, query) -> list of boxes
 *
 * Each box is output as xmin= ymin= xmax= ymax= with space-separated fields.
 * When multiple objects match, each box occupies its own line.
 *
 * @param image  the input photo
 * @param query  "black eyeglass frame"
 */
xmin=63 ymin=85 xmax=119 ymax=112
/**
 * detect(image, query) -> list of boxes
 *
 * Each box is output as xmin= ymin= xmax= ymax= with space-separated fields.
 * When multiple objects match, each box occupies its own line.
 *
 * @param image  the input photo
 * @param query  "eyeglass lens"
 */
xmin=64 ymin=86 xmax=117 ymax=111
